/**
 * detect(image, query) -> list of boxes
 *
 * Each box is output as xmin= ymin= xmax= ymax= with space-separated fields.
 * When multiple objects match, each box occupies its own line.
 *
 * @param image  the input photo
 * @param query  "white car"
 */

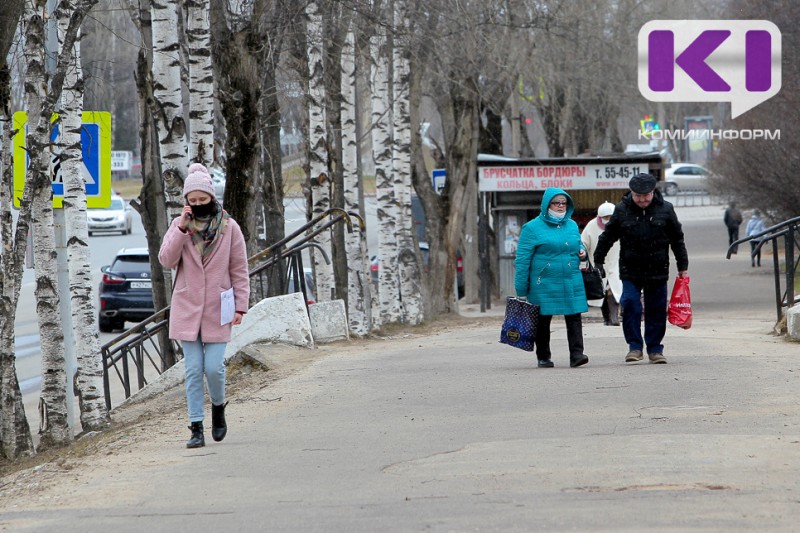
xmin=210 ymin=167 xmax=226 ymax=200
xmin=659 ymin=163 xmax=711 ymax=196
xmin=87 ymin=196 xmax=133 ymax=236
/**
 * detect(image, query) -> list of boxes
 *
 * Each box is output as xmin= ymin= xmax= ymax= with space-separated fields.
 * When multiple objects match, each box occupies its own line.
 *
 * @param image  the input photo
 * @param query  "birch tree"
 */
xmin=185 ymin=0 xmax=213 ymax=163
xmin=370 ymin=24 xmax=402 ymax=327
xmin=151 ymin=0 xmax=188 ymax=219
xmin=208 ymin=0 xmax=261 ymax=257
xmin=21 ymin=0 xmax=100 ymax=449
xmin=126 ymin=0 xmax=179 ymax=369
xmin=0 ymin=0 xmax=35 ymax=459
xmin=391 ymin=1 xmax=423 ymax=325
xmin=24 ymin=0 xmax=71 ymax=449
xmin=341 ymin=29 xmax=370 ymax=334
xmin=306 ymin=0 xmax=334 ymax=302
xmin=55 ymin=0 xmax=109 ymax=432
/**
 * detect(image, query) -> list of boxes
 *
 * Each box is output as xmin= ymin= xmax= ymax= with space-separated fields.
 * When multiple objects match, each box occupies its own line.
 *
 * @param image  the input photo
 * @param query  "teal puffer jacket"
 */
xmin=514 ymin=188 xmax=588 ymax=316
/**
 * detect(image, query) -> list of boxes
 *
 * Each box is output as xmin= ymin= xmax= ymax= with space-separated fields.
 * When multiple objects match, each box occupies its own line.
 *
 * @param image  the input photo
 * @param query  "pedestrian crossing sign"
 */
xmin=12 ymin=111 xmax=112 ymax=209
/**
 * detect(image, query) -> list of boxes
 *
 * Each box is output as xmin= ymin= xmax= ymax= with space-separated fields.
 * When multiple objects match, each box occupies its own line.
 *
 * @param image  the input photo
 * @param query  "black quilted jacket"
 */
xmin=593 ymin=190 xmax=689 ymax=283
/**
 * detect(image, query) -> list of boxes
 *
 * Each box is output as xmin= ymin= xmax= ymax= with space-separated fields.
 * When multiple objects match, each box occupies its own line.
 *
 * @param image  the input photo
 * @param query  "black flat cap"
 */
xmin=629 ymin=173 xmax=657 ymax=194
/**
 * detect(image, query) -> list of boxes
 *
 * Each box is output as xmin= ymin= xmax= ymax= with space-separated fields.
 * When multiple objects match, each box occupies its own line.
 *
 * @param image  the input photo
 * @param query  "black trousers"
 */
xmin=750 ymin=241 xmax=761 ymax=266
xmin=535 ymin=313 xmax=584 ymax=360
xmin=727 ymin=226 xmax=739 ymax=252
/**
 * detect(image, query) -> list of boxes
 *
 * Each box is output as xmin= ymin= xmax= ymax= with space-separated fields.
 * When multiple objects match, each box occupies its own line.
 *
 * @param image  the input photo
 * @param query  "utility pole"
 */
xmin=46 ymin=0 xmax=78 ymax=430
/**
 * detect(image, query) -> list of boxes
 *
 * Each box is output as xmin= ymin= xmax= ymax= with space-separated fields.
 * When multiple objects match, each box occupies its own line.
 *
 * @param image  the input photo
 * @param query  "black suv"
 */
xmin=98 ymin=248 xmax=155 ymax=332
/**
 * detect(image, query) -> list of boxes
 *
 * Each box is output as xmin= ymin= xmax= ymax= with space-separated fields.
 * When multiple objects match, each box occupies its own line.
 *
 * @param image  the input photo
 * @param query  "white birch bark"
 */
xmin=306 ymin=1 xmax=334 ymax=301
xmin=341 ymin=30 xmax=370 ymax=335
xmin=392 ymin=4 xmax=423 ymax=325
xmin=0 ymin=74 xmax=35 ymax=459
xmin=370 ymin=28 xmax=401 ymax=327
xmin=151 ymin=0 xmax=189 ymax=219
xmin=23 ymin=0 xmax=71 ymax=448
xmin=56 ymin=8 xmax=109 ymax=432
xmin=185 ymin=0 xmax=213 ymax=164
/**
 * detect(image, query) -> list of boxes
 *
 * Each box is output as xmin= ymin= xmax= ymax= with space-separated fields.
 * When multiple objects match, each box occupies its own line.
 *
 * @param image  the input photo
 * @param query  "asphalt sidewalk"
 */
xmin=2 ymin=203 xmax=798 ymax=532
xmin=2 ymin=298 xmax=798 ymax=531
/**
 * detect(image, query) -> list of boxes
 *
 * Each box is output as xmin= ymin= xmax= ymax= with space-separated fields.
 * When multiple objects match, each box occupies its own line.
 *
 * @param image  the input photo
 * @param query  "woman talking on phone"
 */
xmin=158 ymin=163 xmax=250 ymax=449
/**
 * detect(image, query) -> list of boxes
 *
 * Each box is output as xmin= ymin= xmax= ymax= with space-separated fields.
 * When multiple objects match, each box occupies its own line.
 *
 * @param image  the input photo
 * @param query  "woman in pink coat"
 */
xmin=158 ymin=163 xmax=250 ymax=449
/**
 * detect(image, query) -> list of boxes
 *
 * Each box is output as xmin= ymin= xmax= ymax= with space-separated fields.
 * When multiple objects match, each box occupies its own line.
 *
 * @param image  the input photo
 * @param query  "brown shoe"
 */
xmin=625 ymin=349 xmax=644 ymax=363
xmin=649 ymin=352 xmax=667 ymax=364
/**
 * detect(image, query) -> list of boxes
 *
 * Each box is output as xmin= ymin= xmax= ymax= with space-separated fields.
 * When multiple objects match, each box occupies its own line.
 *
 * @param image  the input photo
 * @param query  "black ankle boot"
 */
xmin=570 ymin=354 xmax=589 ymax=368
xmin=211 ymin=402 xmax=228 ymax=442
xmin=187 ymin=421 xmax=205 ymax=448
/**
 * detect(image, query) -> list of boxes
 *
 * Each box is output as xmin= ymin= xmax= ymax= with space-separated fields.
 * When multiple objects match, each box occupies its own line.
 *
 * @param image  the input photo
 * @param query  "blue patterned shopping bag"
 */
xmin=499 ymin=297 xmax=539 ymax=352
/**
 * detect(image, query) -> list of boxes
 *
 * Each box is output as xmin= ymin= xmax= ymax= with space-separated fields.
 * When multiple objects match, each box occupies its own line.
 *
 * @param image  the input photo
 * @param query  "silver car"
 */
xmin=87 ymin=196 xmax=133 ymax=236
xmin=659 ymin=163 xmax=711 ymax=196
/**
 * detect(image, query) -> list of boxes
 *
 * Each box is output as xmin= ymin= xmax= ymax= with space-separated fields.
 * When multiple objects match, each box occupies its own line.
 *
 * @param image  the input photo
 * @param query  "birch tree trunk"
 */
xmin=24 ymin=0 xmax=71 ymax=449
xmin=392 ymin=4 xmax=423 ymax=325
xmin=370 ymin=28 xmax=401 ymax=328
xmin=185 ymin=0 xmax=213 ymax=164
xmin=55 ymin=5 xmax=109 ymax=432
xmin=306 ymin=1 xmax=334 ymax=302
xmin=0 ymin=66 xmax=35 ymax=459
xmin=208 ymin=0 xmax=259 ymax=257
xmin=151 ymin=0 xmax=188 ymax=219
xmin=0 ymin=0 xmax=33 ymax=459
xmin=341 ymin=29 xmax=370 ymax=334
xmin=128 ymin=0 xmax=178 ymax=369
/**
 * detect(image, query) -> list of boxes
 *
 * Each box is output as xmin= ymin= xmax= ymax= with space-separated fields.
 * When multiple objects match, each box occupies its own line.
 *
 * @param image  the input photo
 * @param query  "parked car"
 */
xmin=370 ymin=242 xmax=465 ymax=299
xmin=287 ymin=267 xmax=316 ymax=305
xmin=658 ymin=163 xmax=711 ymax=196
xmin=98 ymin=248 xmax=155 ymax=333
xmin=87 ymin=196 xmax=133 ymax=236
xmin=210 ymin=167 xmax=226 ymax=200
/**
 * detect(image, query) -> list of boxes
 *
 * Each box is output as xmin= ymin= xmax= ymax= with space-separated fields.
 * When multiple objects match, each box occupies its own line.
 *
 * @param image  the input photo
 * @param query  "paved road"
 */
xmin=3 ymin=203 xmax=797 ymax=531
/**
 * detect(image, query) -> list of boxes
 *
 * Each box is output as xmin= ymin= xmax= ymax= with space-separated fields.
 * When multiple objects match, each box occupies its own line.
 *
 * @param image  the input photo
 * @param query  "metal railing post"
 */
xmin=786 ymin=225 xmax=795 ymax=309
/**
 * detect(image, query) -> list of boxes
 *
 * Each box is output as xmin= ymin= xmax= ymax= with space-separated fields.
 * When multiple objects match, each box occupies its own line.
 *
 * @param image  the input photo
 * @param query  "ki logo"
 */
xmin=638 ymin=20 xmax=781 ymax=119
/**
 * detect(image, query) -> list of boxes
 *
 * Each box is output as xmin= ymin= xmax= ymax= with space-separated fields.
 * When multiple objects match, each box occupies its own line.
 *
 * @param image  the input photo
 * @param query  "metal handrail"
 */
xmin=101 ymin=208 xmax=348 ymax=410
xmin=727 ymin=215 xmax=800 ymax=323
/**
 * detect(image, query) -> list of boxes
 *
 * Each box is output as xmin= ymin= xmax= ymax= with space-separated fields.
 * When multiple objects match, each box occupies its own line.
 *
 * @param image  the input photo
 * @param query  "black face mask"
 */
xmin=190 ymin=201 xmax=218 ymax=219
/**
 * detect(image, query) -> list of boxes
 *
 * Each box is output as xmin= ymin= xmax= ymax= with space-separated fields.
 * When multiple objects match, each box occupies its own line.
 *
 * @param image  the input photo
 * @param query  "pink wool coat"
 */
xmin=158 ymin=216 xmax=250 ymax=343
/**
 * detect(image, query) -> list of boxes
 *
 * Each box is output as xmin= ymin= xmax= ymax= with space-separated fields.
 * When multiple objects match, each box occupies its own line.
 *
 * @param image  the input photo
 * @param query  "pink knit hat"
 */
xmin=183 ymin=163 xmax=216 ymax=198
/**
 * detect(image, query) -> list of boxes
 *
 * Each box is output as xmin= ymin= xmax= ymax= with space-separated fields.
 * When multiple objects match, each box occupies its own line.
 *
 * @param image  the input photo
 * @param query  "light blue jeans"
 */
xmin=182 ymin=338 xmax=227 ymax=423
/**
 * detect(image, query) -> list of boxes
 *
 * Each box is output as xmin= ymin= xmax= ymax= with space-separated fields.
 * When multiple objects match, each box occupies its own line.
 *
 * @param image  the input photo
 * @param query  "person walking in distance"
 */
xmin=159 ymin=163 xmax=250 ymax=448
xmin=724 ymin=201 xmax=743 ymax=254
xmin=745 ymin=209 xmax=767 ymax=267
xmin=593 ymin=173 xmax=689 ymax=365
xmin=581 ymin=201 xmax=621 ymax=326
xmin=515 ymin=188 xmax=590 ymax=368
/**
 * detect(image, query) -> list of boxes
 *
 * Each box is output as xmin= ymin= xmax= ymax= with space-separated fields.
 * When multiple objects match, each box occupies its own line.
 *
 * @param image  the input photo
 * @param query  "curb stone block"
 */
xmin=309 ymin=299 xmax=350 ymax=343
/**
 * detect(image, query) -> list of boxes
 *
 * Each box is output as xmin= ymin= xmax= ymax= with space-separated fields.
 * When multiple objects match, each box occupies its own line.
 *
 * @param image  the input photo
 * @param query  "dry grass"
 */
xmin=112 ymin=171 xmax=376 ymax=200
xmin=111 ymin=179 xmax=142 ymax=199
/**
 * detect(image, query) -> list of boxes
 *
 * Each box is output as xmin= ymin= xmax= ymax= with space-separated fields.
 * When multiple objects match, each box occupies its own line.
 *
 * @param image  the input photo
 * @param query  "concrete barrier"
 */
xmin=308 ymin=299 xmax=349 ymax=343
xmin=224 ymin=292 xmax=314 ymax=360
xmin=786 ymin=303 xmax=800 ymax=341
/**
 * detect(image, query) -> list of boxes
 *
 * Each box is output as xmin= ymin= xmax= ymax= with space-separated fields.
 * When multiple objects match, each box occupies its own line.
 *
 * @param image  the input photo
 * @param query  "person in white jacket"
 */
xmin=581 ymin=202 xmax=622 ymax=326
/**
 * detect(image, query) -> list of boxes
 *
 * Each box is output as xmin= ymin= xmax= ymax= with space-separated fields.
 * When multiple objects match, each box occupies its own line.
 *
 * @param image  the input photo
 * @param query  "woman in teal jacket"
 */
xmin=514 ymin=188 xmax=589 ymax=368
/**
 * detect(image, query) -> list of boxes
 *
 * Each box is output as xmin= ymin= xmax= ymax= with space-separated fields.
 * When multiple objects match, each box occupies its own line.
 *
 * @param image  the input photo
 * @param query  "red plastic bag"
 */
xmin=668 ymin=276 xmax=692 ymax=329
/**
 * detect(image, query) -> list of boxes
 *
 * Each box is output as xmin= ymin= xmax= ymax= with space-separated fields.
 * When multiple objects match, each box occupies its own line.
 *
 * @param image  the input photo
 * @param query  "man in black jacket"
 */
xmin=723 ymin=201 xmax=743 ymax=253
xmin=594 ymin=173 xmax=689 ymax=364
